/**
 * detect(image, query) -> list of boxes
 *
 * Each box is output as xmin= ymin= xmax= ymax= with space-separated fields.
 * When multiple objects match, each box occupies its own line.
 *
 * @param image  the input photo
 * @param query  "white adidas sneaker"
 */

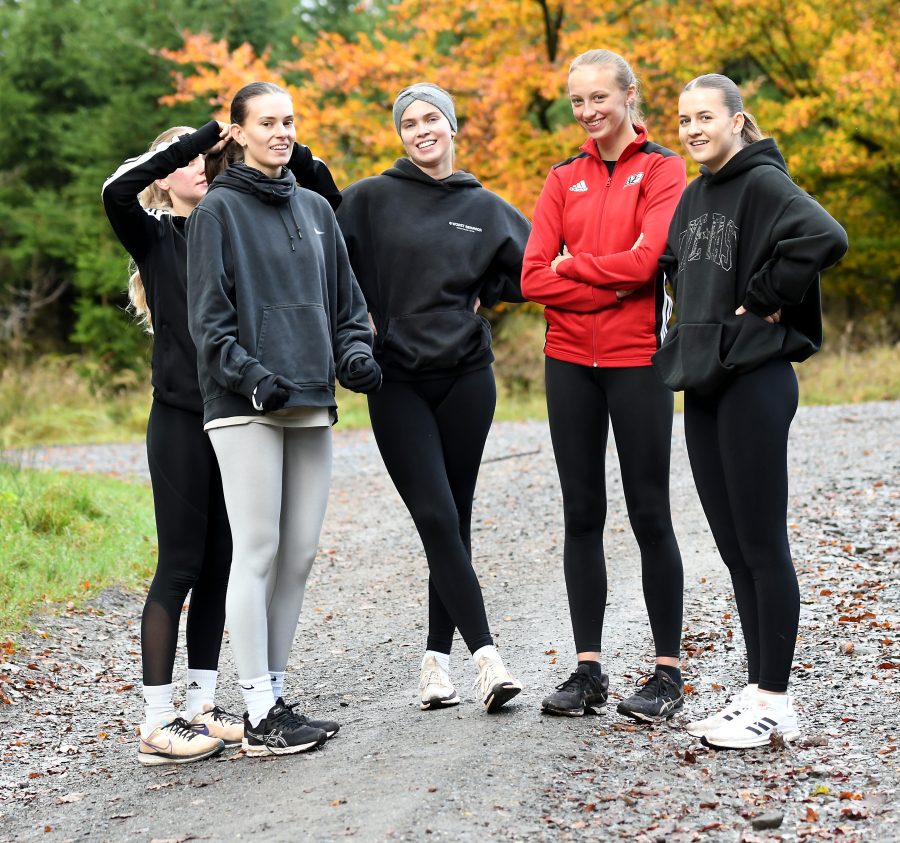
xmin=419 ymin=655 xmax=459 ymax=710
xmin=685 ymin=685 xmax=755 ymax=737
xmin=701 ymin=695 xmax=800 ymax=749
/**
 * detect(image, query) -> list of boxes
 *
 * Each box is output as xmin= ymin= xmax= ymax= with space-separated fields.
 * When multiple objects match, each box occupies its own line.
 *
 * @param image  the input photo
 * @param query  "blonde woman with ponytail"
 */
xmin=101 ymin=116 xmax=343 ymax=765
xmin=652 ymin=74 xmax=848 ymax=748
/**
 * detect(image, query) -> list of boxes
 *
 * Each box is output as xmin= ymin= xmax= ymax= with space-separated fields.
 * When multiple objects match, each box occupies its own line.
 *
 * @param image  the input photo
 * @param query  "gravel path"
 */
xmin=2 ymin=403 xmax=899 ymax=843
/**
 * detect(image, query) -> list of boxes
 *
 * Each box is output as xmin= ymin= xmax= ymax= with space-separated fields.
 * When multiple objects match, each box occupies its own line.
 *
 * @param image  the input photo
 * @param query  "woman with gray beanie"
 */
xmin=337 ymin=83 xmax=531 ymax=714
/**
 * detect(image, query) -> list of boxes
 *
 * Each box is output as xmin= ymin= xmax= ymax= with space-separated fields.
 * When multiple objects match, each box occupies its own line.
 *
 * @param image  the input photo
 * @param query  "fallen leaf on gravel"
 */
xmin=768 ymin=731 xmax=790 ymax=750
xmin=700 ymin=822 xmax=722 ymax=831
xmin=583 ymin=804 xmax=595 ymax=812
xmin=841 ymin=806 xmax=870 ymax=820
xmin=839 ymin=641 xmax=855 ymax=654
xmin=840 ymin=792 xmax=862 ymax=800
xmin=804 ymin=736 xmax=829 ymax=747
xmin=150 ymin=837 xmax=195 ymax=843
xmin=57 ymin=792 xmax=83 ymax=803
xmin=332 ymin=799 xmax=347 ymax=805
xmin=683 ymin=750 xmax=696 ymax=764
xmin=570 ymin=821 xmax=586 ymax=829
xmin=806 ymin=807 xmax=820 ymax=822
xmin=814 ymin=786 xmax=830 ymax=795
xmin=544 ymin=650 xmax=557 ymax=655
xmin=146 ymin=782 xmax=176 ymax=790
xmin=110 ymin=813 xmax=135 ymax=819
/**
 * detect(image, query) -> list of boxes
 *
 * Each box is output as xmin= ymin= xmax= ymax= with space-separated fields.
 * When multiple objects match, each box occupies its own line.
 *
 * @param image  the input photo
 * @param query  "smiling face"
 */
xmin=678 ymin=88 xmax=745 ymax=172
xmin=399 ymin=99 xmax=455 ymax=179
xmin=568 ymin=65 xmax=634 ymax=148
xmin=231 ymin=92 xmax=296 ymax=178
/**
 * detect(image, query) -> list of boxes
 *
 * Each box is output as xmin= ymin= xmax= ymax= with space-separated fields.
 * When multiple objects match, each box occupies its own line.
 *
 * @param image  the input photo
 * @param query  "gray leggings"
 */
xmin=209 ymin=424 xmax=332 ymax=681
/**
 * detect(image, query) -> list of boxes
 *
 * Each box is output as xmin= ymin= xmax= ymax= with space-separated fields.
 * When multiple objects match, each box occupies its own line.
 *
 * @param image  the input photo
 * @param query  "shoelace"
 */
xmin=420 ymin=664 xmax=450 ymax=689
xmin=555 ymin=669 xmax=600 ymax=695
xmin=206 ymin=705 xmax=242 ymax=726
xmin=281 ymin=700 xmax=322 ymax=728
xmin=633 ymin=672 xmax=678 ymax=701
xmin=160 ymin=717 xmax=198 ymax=741
xmin=472 ymin=660 xmax=508 ymax=698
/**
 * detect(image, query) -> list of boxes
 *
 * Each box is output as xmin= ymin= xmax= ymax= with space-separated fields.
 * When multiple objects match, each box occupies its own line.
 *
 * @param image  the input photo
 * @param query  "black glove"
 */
xmin=252 ymin=374 xmax=297 ymax=413
xmin=343 ymin=356 xmax=382 ymax=394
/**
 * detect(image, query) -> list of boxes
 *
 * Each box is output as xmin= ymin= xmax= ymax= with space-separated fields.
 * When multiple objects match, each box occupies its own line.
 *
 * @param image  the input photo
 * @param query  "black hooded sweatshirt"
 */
xmin=186 ymin=162 xmax=373 ymax=425
xmin=651 ymin=139 xmax=848 ymax=394
xmin=336 ymin=158 xmax=530 ymax=381
xmin=102 ymin=122 xmax=342 ymax=414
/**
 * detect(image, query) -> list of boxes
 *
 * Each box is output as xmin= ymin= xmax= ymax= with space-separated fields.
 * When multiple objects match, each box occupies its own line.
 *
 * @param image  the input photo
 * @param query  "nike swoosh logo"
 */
xmin=314 ymin=228 xmax=325 ymax=234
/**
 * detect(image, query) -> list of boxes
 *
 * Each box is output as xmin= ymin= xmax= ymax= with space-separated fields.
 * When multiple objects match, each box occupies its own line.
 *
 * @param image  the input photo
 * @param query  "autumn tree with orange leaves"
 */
xmin=162 ymin=0 xmax=900 ymax=323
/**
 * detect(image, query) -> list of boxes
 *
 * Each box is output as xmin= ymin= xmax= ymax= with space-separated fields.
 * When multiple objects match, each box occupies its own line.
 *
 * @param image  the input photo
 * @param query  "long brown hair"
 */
xmin=682 ymin=74 xmax=764 ymax=145
xmin=205 ymin=81 xmax=290 ymax=183
xmin=127 ymin=126 xmax=193 ymax=333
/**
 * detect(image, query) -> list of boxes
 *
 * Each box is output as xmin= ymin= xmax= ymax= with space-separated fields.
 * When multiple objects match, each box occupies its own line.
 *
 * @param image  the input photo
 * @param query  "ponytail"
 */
xmin=682 ymin=74 xmax=765 ymax=146
xmin=205 ymin=139 xmax=244 ymax=184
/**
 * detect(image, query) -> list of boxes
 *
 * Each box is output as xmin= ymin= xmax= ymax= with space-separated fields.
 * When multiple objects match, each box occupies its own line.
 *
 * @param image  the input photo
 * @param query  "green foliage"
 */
xmin=0 ymin=0 xmax=375 ymax=369
xmin=0 ymin=464 xmax=157 ymax=638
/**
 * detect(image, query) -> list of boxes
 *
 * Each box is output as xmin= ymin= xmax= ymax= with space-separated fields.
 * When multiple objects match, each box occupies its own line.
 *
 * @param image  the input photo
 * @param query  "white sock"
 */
xmin=143 ymin=683 xmax=174 ymax=728
xmin=239 ymin=675 xmax=276 ymax=727
xmin=185 ymin=669 xmax=217 ymax=720
xmin=754 ymin=689 xmax=789 ymax=710
xmin=471 ymin=645 xmax=501 ymax=670
xmin=422 ymin=651 xmax=450 ymax=673
xmin=270 ymin=671 xmax=286 ymax=702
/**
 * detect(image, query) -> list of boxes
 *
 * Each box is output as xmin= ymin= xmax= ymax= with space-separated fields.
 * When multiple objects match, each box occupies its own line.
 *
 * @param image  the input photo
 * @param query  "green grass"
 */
xmin=0 ymin=464 xmax=157 ymax=641
xmin=796 ymin=346 xmax=900 ymax=405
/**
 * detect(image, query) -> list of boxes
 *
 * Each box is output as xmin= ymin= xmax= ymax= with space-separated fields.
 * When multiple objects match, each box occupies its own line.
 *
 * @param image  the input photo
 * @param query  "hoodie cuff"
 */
xmin=741 ymin=290 xmax=782 ymax=319
xmin=186 ymin=121 xmax=221 ymax=158
xmin=235 ymin=361 xmax=272 ymax=400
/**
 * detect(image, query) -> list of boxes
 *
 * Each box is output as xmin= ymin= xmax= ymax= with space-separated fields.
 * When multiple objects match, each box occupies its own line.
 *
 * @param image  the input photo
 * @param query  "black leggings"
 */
xmin=367 ymin=366 xmax=496 ymax=655
xmin=545 ymin=357 xmax=683 ymax=657
xmin=684 ymin=358 xmax=799 ymax=692
xmin=143 ymin=400 xmax=232 ymax=685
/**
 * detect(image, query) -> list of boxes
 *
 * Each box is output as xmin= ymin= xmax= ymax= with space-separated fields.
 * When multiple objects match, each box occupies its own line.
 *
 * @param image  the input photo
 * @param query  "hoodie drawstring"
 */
xmin=278 ymin=205 xmax=302 ymax=251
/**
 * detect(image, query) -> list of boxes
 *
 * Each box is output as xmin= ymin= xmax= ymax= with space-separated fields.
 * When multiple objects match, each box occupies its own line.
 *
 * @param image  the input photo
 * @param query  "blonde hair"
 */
xmin=682 ymin=74 xmax=764 ymax=144
xmin=127 ymin=126 xmax=193 ymax=333
xmin=569 ymin=49 xmax=645 ymax=127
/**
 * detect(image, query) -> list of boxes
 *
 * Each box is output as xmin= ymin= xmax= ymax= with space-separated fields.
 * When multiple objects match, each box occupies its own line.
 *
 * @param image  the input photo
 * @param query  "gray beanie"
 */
xmin=392 ymin=83 xmax=457 ymax=136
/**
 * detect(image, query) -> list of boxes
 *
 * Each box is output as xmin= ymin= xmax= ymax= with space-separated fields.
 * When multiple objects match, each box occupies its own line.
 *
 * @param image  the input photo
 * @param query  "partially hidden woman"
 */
xmin=103 ymin=116 xmax=343 ymax=764
xmin=521 ymin=49 xmax=688 ymax=722
xmin=653 ymin=74 xmax=848 ymax=749
xmin=187 ymin=82 xmax=380 ymax=756
xmin=336 ymin=83 xmax=531 ymax=713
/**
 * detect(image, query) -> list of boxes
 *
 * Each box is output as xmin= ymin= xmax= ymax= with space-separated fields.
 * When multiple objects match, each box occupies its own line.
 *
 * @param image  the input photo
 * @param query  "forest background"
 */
xmin=0 ymin=0 xmax=898 ymax=447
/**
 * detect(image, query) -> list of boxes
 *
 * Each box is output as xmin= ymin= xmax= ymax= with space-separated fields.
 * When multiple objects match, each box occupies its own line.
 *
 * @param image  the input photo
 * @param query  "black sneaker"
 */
xmin=277 ymin=697 xmax=340 ymax=739
xmin=541 ymin=664 xmax=609 ymax=716
xmin=242 ymin=703 xmax=327 ymax=756
xmin=616 ymin=670 xmax=684 ymax=723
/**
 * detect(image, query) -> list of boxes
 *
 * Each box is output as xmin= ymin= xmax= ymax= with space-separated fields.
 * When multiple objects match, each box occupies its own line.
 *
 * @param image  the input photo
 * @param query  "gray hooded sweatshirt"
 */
xmin=186 ymin=162 xmax=374 ymax=425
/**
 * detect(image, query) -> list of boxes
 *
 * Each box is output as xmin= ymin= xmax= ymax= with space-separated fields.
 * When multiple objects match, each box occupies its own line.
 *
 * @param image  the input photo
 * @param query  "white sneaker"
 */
xmin=472 ymin=655 xmax=523 ymax=713
xmin=419 ymin=655 xmax=459 ymax=710
xmin=685 ymin=685 xmax=755 ymax=737
xmin=138 ymin=712 xmax=224 ymax=766
xmin=701 ymin=696 xmax=800 ymax=749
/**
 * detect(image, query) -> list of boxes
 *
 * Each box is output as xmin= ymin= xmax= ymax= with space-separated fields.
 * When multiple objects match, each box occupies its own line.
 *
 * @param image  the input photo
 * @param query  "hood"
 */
xmin=208 ymin=161 xmax=296 ymax=205
xmin=382 ymin=157 xmax=482 ymax=189
xmin=701 ymin=138 xmax=789 ymax=185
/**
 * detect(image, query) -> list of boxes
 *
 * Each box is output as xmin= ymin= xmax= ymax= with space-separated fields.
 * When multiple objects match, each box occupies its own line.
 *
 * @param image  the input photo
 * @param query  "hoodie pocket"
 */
xmin=651 ymin=323 xmax=731 ymax=395
xmin=256 ymin=303 xmax=334 ymax=386
xmin=380 ymin=310 xmax=491 ymax=371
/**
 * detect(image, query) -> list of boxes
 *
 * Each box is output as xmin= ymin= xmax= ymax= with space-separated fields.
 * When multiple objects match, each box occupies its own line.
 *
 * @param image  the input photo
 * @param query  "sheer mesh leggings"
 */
xmin=142 ymin=400 xmax=232 ymax=686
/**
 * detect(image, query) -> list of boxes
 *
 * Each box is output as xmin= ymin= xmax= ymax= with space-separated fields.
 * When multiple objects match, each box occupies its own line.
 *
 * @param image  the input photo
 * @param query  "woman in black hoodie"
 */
xmin=652 ymin=74 xmax=848 ymax=749
xmin=337 ymin=83 xmax=531 ymax=714
xmin=102 ymin=119 xmax=343 ymax=765
xmin=187 ymin=82 xmax=378 ymax=756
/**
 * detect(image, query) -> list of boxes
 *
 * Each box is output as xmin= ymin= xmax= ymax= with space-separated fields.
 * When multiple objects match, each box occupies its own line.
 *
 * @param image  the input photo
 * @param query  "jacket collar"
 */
xmin=579 ymin=125 xmax=647 ymax=165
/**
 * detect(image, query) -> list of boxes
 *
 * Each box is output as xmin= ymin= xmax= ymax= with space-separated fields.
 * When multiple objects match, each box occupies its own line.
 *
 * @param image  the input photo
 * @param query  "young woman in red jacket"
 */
xmin=522 ymin=49 xmax=687 ymax=721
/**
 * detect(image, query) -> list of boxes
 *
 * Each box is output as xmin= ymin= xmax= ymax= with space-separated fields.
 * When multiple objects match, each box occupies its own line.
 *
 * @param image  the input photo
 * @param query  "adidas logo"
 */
xmin=188 ymin=682 xmax=201 ymax=690
xmin=569 ymin=180 xmax=588 ymax=192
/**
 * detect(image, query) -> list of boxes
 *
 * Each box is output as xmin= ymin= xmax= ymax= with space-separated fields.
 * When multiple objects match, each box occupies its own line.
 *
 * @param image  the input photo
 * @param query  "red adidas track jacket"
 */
xmin=522 ymin=128 xmax=686 ymax=368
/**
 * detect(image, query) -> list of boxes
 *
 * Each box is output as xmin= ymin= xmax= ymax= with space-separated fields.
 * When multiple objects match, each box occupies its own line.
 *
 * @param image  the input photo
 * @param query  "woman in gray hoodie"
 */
xmin=187 ymin=81 xmax=379 ymax=756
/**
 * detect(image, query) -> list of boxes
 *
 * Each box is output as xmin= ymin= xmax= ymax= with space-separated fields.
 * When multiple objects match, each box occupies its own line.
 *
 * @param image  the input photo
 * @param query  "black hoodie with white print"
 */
xmin=186 ymin=161 xmax=373 ymax=425
xmin=651 ymin=138 xmax=848 ymax=395
xmin=102 ymin=120 xmax=342 ymax=414
xmin=336 ymin=158 xmax=531 ymax=381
